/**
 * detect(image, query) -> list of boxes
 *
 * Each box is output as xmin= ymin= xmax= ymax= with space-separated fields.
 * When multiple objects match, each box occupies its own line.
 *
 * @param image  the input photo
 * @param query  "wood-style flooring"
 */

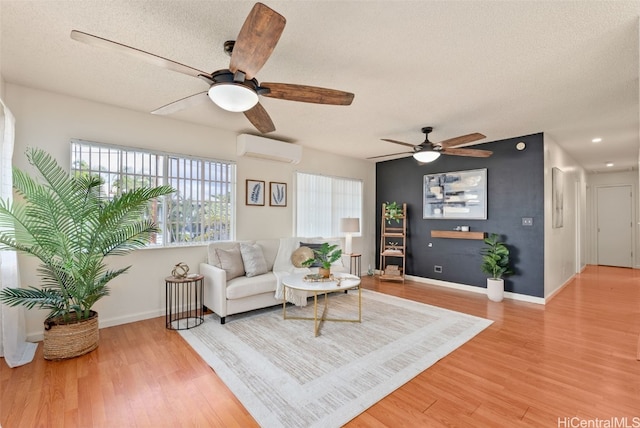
xmin=1 ymin=265 xmax=639 ymax=427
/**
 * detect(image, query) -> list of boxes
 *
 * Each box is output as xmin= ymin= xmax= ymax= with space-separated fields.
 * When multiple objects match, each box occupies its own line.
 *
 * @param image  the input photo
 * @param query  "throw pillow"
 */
xmin=299 ymin=242 xmax=324 ymax=267
xmin=291 ymin=246 xmax=315 ymax=268
xmin=240 ymin=242 xmax=268 ymax=278
xmin=215 ymin=247 xmax=245 ymax=280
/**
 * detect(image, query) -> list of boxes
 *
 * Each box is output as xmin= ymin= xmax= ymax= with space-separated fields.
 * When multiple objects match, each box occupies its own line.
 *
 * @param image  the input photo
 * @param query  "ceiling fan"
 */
xmin=70 ymin=2 xmax=354 ymax=134
xmin=368 ymin=127 xmax=492 ymax=163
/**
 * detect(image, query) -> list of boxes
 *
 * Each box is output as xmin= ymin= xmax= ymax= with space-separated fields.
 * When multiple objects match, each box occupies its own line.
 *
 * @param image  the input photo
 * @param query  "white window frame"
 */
xmin=70 ymin=139 xmax=236 ymax=247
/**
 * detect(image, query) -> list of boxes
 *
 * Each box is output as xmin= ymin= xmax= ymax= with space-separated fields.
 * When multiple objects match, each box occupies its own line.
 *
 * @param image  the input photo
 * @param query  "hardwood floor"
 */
xmin=2 ymin=265 xmax=639 ymax=427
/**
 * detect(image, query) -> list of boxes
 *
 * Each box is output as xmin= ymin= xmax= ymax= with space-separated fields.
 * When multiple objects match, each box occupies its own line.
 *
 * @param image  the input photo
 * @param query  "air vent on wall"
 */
xmin=237 ymin=134 xmax=302 ymax=164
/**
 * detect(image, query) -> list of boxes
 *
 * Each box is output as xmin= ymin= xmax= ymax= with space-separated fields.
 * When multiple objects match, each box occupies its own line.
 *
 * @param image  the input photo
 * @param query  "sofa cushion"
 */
xmin=215 ymin=247 xmax=245 ymax=280
xmin=226 ymin=272 xmax=277 ymax=300
xmin=255 ymin=239 xmax=279 ymax=271
xmin=240 ymin=242 xmax=268 ymax=278
xmin=208 ymin=241 xmax=246 ymax=266
xmin=291 ymin=246 xmax=314 ymax=268
xmin=299 ymin=242 xmax=324 ymax=267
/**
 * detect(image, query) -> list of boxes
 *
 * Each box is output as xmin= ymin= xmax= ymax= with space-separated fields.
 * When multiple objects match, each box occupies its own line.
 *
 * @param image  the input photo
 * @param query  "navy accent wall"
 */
xmin=376 ymin=133 xmax=544 ymax=297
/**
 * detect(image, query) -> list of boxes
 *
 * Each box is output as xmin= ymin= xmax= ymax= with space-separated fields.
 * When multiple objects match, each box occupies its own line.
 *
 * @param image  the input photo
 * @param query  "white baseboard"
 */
xmin=26 ymin=308 xmax=165 ymax=342
xmin=544 ymin=273 xmax=576 ymax=302
xmin=404 ymin=274 xmax=546 ymax=305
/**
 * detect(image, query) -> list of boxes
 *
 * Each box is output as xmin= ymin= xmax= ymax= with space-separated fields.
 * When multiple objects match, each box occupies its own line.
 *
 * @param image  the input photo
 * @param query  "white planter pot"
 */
xmin=486 ymin=278 xmax=504 ymax=302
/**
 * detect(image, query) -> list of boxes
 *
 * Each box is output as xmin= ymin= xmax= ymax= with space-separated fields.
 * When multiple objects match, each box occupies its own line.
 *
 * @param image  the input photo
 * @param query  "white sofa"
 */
xmin=199 ymin=238 xmax=345 ymax=324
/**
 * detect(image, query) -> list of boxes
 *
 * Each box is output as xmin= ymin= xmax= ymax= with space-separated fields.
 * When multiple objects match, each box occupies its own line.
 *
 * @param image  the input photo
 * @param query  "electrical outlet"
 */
xmin=434 ymin=265 xmax=442 ymax=273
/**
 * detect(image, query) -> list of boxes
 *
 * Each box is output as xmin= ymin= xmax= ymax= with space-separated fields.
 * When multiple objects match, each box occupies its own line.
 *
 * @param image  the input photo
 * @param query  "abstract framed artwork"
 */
xmin=552 ymin=167 xmax=564 ymax=228
xmin=246 ymin=179 xmax=265 ymax=206
xmin=423 ymin=168 xmax=487 ymax=219
xmin=269 ymin=182 xmax=287 ymax=207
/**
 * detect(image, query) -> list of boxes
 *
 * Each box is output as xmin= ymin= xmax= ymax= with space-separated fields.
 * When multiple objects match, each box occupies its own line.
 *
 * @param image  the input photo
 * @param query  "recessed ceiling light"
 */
xmin=592 ymin=137 xmax=602 ymax=143
xmin=605 ymin=162 xmax=614 ymax=167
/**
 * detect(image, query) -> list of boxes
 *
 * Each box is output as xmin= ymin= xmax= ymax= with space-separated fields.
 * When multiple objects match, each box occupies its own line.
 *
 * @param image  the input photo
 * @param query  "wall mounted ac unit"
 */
xmin=237 ymin=134 xmax=302 ymax=164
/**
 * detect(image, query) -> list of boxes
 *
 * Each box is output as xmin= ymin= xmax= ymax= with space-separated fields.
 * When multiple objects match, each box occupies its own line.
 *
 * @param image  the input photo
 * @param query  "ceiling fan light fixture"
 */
xmin=413 ymin=150 xmax=441 ymax=163
xmin=208 ymin=83 xmax=259 ymax=112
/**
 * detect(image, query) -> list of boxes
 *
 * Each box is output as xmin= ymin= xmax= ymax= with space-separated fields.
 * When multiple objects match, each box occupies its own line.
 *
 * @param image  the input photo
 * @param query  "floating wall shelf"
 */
xmin=430 ymin=230 xmax=486 ymax=240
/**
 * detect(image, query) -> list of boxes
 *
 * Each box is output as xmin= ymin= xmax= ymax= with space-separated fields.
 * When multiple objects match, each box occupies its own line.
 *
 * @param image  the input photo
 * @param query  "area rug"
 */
xmin=179 ymin=289 xmax=492 ymax=428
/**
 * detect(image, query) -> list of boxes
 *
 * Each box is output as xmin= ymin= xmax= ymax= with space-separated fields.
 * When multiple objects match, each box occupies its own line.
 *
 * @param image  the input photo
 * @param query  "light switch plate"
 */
xmin=522 ymin=217 xmax=533 ymax=226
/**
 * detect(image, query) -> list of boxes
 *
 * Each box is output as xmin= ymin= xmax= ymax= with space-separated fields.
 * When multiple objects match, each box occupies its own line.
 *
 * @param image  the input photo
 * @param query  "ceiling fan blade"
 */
xmin=438 ymin=133 xmax=487 ymax=149
xmin=151 ymin=92 xmax=210 ymax=115
xmin=261 ymin=83 xmax=354 ymax=105
xmin=229 ymin=3 xmax=286 ymax=80
xmin=442 ymin=147 xmax=493 ymax=158
xmin=244 ymin=102 xmax=276 ymax=133
xmin=70 ymin=30 xmax=207 ymax=78
xmin=366 ymin=151 xmax=413 ymax=160
xmin=381 ymin=139 xmax=417 ymax=148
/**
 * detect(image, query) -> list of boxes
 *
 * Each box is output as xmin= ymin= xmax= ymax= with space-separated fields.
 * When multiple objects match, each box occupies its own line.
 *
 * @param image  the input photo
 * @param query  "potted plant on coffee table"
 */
xmin=480 ymin=233 xmax=513 ymax=302
xmin=302 ymin=242 xmax=342 ymax=278
xmin=0 ymin=148 xmax=174 ymax=360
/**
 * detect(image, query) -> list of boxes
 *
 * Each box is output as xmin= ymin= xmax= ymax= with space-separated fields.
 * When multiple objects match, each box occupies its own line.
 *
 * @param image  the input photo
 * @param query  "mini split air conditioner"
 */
xmin=237 ymin=134 xmax=302 ymax=164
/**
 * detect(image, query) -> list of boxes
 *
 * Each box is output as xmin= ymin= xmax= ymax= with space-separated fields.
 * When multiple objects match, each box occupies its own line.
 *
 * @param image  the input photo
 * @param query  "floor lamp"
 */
xmin=340 ymin=218 xmax=360 ymax=255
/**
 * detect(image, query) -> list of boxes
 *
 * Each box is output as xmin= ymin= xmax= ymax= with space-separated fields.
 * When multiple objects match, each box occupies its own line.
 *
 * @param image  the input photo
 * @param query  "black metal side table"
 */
xmin=165 ymin=274 xmax=204 ymax=330
xmin=347 ymin=253 xmax=362 ymax=277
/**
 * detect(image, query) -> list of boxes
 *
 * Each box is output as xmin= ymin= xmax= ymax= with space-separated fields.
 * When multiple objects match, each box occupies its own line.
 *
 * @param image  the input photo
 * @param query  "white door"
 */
xmin=596 ymin=185 xmax=633 ymax=267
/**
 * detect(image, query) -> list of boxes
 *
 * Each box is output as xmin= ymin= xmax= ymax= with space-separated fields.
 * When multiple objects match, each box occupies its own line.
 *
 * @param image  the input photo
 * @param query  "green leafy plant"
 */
xmin=0 ymin=148 xmax=174 ymax=322
xmin=384 ymin=201 xmax=402 ymax=224
xmin=302 ymin=242 xmax=343 ymax=269
xmin=480 ymin=233 xmax=512 ymax=280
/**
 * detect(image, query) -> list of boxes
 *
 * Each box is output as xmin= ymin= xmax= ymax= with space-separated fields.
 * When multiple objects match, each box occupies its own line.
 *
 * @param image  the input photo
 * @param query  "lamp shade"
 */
xmin=340 ymin=217 xmax=360 ymax=233
xmin=208 ymin=83 xmax=259 ymax=112
xmin=413 ymin=150 xmax=441 ymax=163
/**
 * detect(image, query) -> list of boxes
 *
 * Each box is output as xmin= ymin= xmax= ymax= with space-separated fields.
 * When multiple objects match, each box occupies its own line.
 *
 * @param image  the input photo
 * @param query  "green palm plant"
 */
xmin=0 ymin=148 xmax=174 ymax=322
xmin=302 ymin=242 xmax=343 ymax=270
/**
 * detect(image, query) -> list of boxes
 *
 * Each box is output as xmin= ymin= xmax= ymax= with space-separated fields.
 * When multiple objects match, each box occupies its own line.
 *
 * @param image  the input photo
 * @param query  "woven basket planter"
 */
xmin=43 ymin=311 xmax=99 ymax=360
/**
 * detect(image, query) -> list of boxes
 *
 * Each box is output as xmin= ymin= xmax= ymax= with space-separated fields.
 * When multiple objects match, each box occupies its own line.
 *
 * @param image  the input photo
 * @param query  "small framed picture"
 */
xmin=246 ymin=179 xmax=265 ymax=206
xmin=269 ymin=182 xmax=287 ymax=207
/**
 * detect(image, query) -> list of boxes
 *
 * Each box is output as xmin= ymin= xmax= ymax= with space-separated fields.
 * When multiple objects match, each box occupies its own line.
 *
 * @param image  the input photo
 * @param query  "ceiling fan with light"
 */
xmin=368 ymin=127 xmax=491 ymax=163
xmin=70 ymin=2 xmax=354 ymax=134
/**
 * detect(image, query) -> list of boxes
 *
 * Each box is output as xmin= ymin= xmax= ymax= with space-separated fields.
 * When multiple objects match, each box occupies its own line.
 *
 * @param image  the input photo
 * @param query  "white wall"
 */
xmin=5 ymin=83 xmax=375 ymax=339
xmin=544 ymin=135 xmax=587 ymax=299
xmin=586 ymin=170 xmax=639 ymax=268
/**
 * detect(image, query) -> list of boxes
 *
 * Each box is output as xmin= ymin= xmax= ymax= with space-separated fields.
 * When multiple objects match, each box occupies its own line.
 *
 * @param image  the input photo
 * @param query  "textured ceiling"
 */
xmin=1 ymin=1 xmax=639 ymax=172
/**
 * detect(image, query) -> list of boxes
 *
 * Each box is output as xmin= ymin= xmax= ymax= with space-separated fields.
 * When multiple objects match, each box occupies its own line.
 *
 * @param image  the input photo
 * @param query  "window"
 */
xmin=71 ymin=139 xmax=235 ymax=247
xmin=295 ymin=172 xmax=362 ymax=237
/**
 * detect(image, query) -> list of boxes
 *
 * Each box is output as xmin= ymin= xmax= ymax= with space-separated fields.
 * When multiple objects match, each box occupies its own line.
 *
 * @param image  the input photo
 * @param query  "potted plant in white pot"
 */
xmin=0 ymin=148 xmax=174 ymax=360
xmin=302 ymin=242 xmax=342 ymax=278
xmin=480 ymin=233 xmax=512 ymax=302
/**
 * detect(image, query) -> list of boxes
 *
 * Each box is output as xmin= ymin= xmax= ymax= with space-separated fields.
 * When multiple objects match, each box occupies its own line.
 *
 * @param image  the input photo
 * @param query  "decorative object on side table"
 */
xmin=171 ymin=262 xmax=190 ymax=279
xmin=480 ymin=233 xmax=513 ymax=302
xmin=302 ymin=242 xmax=342 ymax=278
xmin=0 ymin=148 xmax=174 ymax=360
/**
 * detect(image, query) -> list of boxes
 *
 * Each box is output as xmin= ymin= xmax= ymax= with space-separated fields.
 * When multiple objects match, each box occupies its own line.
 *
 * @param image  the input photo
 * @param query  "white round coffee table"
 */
xmin=282 ymin=272 xmax=361 ymax=336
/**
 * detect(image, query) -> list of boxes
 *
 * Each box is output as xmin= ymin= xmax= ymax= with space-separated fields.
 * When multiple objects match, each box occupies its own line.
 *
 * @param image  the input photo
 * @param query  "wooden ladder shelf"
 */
xmin=379 ymin=203 xmax=407 ymax=282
